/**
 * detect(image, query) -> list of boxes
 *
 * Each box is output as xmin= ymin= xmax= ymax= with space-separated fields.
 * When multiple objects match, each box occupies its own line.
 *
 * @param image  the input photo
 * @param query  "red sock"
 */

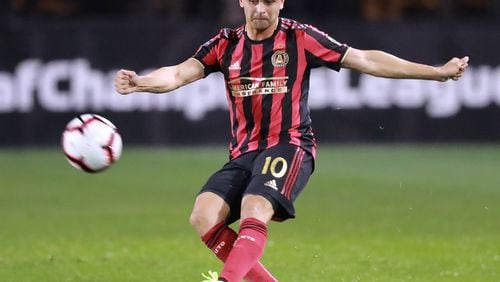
xmin=201 ymin=221 xmax=276 ymax=282
xmin=219 ymin=218 xmax=268 ymax=282
xmin=201 ymin=221 xmax=237 ymax=261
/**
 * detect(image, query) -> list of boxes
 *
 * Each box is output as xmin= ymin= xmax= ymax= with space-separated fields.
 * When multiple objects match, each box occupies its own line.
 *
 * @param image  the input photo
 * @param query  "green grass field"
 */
xmin=1 ymin=145 xmax=499 ymax=282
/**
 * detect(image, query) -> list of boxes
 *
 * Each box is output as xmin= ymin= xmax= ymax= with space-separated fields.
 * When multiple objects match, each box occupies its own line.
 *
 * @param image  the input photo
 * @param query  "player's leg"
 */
xmin=218 ymin=194 xmax=274 ymax=282
xmin=190 ymin=158 xmax=277 ymax=281
xmin=190 ymin=191 xmax=231 ymax=236
xmin=219 ymin=144 xmax=313 ymax=282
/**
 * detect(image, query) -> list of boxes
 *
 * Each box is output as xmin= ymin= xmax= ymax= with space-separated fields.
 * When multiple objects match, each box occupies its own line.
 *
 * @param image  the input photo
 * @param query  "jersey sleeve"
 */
xmin=303 ymin=25 xmax=349 ymax=71
xmin=192 ymin=33 xmax=222 ymax=77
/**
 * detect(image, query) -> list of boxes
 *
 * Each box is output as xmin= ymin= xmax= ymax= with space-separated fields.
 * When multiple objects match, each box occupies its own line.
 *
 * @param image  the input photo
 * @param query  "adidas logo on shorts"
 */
xmin=264 ymin=179 xmax=278 ymax=190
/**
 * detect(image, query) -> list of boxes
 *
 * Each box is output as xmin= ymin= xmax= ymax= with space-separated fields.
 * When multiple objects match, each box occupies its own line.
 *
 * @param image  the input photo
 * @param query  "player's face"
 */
xmin=240 ymin=0 xmax=284 ymax=31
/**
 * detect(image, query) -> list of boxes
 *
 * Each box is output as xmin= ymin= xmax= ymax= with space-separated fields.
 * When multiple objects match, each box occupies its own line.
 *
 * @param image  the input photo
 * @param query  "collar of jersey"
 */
xmin=244 ymin=17 xmax=282 ymax=44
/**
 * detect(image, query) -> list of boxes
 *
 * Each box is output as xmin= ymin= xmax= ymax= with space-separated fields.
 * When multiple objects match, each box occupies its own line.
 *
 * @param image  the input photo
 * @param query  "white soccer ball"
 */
xmin=61 ymin=114 xmax=123 ymax=173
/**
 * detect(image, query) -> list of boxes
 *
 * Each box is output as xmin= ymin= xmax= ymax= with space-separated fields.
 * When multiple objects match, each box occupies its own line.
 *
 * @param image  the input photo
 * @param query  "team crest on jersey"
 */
xmin=271 ymin=50 xmax=289 ymax=67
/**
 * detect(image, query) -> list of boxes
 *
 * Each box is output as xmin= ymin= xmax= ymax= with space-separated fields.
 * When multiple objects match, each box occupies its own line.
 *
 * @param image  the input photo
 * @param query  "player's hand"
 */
xmin=115 ymin=69 xmax=139 ymax=95
xmin=438 ymin=56 xmax=469 ymax=82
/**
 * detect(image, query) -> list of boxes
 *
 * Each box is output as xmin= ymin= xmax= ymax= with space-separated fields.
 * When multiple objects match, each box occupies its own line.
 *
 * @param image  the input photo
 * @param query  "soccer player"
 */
xmin=114 ymin=0 xmax=468 ymax=281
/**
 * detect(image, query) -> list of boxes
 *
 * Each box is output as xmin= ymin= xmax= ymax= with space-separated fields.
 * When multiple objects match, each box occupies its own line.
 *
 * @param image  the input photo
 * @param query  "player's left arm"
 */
xmin=341 ymin=47 xmax=469 ymax=82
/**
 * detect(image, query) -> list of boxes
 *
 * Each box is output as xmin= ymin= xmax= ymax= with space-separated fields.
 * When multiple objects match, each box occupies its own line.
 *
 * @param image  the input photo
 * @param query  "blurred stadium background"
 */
xmin=1 ymin=0 xmax=500 ymax=145
xmin=1 ymin=1 xmax=499 ymax=281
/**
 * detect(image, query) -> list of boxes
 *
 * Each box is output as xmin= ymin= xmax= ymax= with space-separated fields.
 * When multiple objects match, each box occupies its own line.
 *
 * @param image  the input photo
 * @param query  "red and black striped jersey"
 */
xmin=193 ymin=18 xmax=348 ymax=160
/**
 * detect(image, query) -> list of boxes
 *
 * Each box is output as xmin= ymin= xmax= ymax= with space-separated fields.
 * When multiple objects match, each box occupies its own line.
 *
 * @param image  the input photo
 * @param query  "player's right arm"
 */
xmin=115 ymin=58 xmax=205 ymax=95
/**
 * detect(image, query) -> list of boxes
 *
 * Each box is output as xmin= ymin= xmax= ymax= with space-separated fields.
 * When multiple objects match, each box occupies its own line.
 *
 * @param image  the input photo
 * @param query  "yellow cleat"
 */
xmin=201 ymin=270 xmax=222 ymax=282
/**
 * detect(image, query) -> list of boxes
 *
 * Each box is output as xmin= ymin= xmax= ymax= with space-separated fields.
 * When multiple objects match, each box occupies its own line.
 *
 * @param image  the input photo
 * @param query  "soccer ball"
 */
xmin=61 ymin=114 xmax=123 ymax=173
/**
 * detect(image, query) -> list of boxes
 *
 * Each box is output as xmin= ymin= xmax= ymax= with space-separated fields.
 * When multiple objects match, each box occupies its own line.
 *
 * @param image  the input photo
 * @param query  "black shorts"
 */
xmin=199 ymin=144 xmax=314 ymax=224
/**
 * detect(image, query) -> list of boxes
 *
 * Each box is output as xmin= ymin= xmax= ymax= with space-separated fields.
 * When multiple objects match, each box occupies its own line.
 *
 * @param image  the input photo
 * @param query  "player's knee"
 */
xmin=189 ymin=209 xmax=218 ymax=235
xmin=241 ymin=194 xmax=274 ymax=223
xmin=190 ymin=192 xmax=230 ymax=235
xmin=189 ymin=210 xmax=207 ymax=229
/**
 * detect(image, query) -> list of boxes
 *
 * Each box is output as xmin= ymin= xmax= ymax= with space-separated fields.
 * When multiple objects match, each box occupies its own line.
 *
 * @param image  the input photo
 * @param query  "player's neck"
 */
xmin=245 ymin=19 xmax=279 ymax=41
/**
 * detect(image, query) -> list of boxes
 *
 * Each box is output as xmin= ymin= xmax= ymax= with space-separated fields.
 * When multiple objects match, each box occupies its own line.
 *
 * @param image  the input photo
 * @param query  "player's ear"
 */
xmin=239 ymin=0 xmax=244 ymax=8
xmin=280 ymin=0 xmax=285 ymax=10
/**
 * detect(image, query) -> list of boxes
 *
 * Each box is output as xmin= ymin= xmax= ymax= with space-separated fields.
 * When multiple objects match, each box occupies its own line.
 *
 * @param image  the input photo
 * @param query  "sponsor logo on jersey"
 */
xmin=228 ymin=76 xmax=289 ymax=97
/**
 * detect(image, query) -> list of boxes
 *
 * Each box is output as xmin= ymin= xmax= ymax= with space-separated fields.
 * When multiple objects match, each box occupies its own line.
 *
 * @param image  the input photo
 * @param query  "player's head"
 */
xmin=239 ymin=0 xmax=285 ymax=31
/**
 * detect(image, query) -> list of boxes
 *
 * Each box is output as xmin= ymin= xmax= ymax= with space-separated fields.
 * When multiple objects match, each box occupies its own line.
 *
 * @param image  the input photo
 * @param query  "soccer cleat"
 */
xmin=201 ymin=270 xmax=225 ymax=282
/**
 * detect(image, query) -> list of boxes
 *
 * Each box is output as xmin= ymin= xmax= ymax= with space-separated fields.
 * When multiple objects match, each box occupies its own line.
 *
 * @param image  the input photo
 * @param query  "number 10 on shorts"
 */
xmin=261 ymin=157 xmax=288 ymax=178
